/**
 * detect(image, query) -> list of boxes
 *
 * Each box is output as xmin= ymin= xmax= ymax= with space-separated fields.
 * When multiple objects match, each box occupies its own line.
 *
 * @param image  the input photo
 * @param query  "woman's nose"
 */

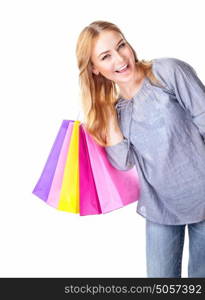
xmin=114 ymin=51 xmax=125 ymax=63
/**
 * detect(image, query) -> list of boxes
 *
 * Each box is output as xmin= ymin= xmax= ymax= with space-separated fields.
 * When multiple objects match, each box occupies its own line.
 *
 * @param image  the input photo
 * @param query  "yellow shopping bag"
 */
xmin=58 ymin=121 xmax=80 ymax=213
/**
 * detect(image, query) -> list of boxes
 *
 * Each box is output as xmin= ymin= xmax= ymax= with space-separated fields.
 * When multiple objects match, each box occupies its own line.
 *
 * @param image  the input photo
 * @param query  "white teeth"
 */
xmin=117 ymin=64 xmax=128 ymax=71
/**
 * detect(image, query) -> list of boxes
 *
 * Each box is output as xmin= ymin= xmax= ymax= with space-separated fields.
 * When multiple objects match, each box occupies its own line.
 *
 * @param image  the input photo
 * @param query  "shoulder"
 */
xmin=151 ymin=57 xmax=196 ymax=88
xmin=152 ymin=57 xmax=195 ymax=75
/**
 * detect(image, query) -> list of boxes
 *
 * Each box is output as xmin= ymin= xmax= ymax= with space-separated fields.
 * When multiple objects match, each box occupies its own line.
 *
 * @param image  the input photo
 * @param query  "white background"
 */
xmin=0 ymin=0 xmax=205 ymax=277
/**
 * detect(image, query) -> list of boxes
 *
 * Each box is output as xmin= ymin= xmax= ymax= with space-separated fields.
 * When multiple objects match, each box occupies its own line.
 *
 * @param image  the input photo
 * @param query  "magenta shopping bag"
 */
xmin=83 ymin=125 xmax=140 ymax=213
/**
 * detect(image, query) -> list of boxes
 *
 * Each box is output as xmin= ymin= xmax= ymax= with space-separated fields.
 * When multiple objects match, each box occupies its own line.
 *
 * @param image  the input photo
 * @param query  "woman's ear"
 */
xmin=92 ymin=67 xmax=99 ymax=75
xmin=91 ymin=61 xmax=99 ymax=75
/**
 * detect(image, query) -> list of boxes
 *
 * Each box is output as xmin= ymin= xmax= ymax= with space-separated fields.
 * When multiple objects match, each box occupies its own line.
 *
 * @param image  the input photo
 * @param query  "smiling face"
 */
xmin=90 ymin=30 xmax=137 ymax=85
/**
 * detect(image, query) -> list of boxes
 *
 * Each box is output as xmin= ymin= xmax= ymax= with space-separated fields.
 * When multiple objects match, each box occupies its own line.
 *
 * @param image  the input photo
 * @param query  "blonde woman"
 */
xmin=76 ymin=20 xmax=205 ymax=278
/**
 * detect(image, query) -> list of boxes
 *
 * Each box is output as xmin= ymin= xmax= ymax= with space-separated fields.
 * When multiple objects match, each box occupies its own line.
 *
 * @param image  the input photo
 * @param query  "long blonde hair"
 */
xmin=76 ymin=20 xmax=164 ymax=146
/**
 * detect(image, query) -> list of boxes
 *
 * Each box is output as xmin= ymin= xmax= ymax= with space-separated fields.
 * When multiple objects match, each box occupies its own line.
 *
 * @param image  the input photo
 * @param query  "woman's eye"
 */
xmin=119 ymin=42 xmax=126 ymax=48
xmin=102 ymin=54 xmax=110 ymax=60
xmin=102 ymin=54 xmax=109 ymax=60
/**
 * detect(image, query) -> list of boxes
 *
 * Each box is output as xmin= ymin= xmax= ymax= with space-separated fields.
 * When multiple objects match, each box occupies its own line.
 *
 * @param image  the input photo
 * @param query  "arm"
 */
xmin=105 ymin=110 xmax=135 ymax=171
xmin=164 ymin=58 xmax=205 ymax=140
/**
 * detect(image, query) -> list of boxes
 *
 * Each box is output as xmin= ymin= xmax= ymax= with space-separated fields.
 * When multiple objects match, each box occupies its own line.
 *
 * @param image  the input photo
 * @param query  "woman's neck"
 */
xmin=118 ymin=68 xmax=145 ymax=100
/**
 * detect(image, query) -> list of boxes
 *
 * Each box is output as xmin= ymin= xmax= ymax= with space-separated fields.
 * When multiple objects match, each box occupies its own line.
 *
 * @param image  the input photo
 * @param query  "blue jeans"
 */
xmin=146 ymin=219 xmax=205 ymax=278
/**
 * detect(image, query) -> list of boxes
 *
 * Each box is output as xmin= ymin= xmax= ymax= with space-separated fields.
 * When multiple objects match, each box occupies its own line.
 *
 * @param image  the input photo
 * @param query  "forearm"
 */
xmin=106 ymin=113 xmax=124 ymax=146
xmin=105 ymin=111 xmax=135 ymax=171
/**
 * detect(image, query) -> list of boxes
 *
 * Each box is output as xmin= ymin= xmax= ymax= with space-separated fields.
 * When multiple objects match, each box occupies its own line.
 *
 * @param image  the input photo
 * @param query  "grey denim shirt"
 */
xmin=105 ymin=57 xmax=205 ymax=225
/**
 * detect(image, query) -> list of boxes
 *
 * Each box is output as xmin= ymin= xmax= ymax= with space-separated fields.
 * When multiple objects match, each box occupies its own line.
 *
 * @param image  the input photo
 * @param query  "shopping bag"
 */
xmin=32 ymin=120 xmax=140 ymax=215
xmin=84 ymin=125 xmax=140 ymax=213
xmin=32 ymin=120 xmax=70 ymax=201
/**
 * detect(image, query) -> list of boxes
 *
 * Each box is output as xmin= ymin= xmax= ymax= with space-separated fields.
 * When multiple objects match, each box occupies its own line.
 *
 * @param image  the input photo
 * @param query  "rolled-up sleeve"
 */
xmin=105 ymin=137 xmax=136 ymax=171
xmin=167 ymin=58 xmax=205 ymax=140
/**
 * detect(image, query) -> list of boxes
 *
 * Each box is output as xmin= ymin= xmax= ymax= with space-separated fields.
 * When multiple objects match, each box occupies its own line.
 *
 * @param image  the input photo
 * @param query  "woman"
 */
xmin=75 ymin=20 xmax=205 ymax=278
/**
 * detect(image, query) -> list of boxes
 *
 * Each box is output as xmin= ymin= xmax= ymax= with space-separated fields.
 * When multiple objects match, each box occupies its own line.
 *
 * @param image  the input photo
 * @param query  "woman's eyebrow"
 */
xmin=98 ymin=38 xmax=124 ymax=57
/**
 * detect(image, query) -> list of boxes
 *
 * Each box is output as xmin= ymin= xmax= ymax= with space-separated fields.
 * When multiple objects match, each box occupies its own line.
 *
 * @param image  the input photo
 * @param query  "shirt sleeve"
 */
xmin=163 ymin=58 xmax=205 ymax=140
xmin=104 ymin=137 xmax=136 ymax=171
